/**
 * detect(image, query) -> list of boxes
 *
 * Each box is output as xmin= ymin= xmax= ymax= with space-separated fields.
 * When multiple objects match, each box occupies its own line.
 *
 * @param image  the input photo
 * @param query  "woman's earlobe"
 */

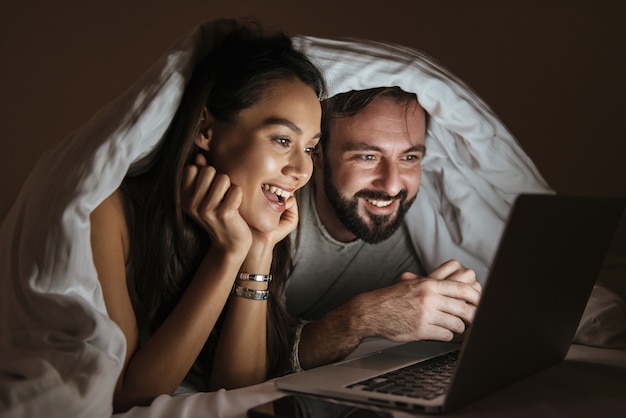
xmin=194 ymin=129 xmax=211 ymax=151
xmin=195 ymin=107 xmax=212 ymax=150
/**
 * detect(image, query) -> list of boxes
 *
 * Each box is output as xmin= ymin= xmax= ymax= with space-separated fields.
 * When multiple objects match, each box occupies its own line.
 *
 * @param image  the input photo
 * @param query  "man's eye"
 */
xmin=404 ymin=155 xmax=423 ymax=162
xmin=360 ymin=155 xmax=376 ymax=161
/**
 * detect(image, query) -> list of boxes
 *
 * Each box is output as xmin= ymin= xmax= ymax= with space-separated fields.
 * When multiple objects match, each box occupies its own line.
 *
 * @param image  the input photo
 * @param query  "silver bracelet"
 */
xmin=233 ymin=285 xmax=269 ymax=301
xmin=237 ymin=272 xmax=272 ymax=282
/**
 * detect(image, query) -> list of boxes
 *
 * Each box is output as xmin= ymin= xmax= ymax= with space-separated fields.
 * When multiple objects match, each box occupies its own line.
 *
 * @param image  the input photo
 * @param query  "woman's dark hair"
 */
xmin=127 ymin=23 xmax=325 ymax=380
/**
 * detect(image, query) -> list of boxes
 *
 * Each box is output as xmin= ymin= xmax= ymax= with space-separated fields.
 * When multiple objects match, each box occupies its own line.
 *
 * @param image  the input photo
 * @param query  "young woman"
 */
xmin=89 ymin=25 xmax=325 ymax=412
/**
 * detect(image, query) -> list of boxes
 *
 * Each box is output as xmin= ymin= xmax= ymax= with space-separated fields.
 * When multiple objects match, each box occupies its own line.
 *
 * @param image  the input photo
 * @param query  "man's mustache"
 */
xmin=354 ymin=189 xmax=407 ymax=201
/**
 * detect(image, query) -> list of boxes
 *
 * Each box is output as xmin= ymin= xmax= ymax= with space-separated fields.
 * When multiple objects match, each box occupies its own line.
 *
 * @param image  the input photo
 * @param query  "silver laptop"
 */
xmin=276 ymin=193 xmax=625 ymax=413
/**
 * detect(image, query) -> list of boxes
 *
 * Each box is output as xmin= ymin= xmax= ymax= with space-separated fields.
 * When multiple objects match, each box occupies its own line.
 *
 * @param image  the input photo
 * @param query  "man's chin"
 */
xmin=358 ymin=229 xmax=398 ymax=244
xmin=354 ymin=217 xmax=402 ymax=243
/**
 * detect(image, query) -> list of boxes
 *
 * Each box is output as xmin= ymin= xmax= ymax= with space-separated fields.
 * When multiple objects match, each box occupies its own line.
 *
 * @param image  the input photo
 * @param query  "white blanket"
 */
xmin=1 ymin=19 xmax=600 ymax=418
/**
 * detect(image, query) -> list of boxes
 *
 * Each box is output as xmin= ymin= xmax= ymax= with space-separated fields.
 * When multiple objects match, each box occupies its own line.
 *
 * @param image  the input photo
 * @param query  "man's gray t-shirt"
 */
xmin=286 ymin=183 xmax=425 ymax=320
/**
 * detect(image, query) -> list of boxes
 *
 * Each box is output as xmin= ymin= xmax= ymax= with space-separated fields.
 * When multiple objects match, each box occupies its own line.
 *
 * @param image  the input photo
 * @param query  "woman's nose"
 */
xmin=284 ymin=150 xmax=312 ymax=183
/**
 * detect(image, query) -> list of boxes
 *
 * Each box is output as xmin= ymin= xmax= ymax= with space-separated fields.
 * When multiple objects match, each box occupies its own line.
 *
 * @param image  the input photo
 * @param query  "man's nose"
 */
xmin=373 ymin=160 xmax=403 ymax=197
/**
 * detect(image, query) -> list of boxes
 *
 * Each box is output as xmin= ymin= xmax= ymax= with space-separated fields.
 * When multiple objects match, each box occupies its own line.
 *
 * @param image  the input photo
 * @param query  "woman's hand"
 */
xmin=182 ymin=153 xmax=252 ymax=255
xmin=246 ymin=192 xmax=299 ymax=255
xmin=270 ymin=193 xmax=300 ymax=242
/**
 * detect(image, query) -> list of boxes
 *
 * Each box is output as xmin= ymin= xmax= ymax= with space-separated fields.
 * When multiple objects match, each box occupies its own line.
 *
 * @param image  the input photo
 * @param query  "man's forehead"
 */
xmin=329 ymin=97 xmax=425 ymax=148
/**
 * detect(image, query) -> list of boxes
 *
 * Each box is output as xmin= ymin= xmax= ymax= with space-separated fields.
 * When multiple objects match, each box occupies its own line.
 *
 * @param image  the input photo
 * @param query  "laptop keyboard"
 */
xmin=347 ymin=350 xmax=459 ymax=400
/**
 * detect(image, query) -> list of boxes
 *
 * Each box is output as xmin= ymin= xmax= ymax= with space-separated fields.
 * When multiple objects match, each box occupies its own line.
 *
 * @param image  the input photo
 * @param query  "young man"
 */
xmin=286 ymin=87 xmax=482 ymax=370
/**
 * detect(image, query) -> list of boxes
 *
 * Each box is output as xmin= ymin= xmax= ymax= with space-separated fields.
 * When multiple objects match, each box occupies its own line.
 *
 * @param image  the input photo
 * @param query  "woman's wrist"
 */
xmin=206 ymin=245 xmax=248 ymax=271
xmin=241 ymin=238 xmax=274 ymax=274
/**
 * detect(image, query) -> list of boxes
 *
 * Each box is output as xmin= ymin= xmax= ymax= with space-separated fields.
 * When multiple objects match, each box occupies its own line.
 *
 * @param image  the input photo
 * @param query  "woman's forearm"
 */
xmin=115 ymin=247 xmax=244 ymax=411
xmin=209 ymin=240 xmax=273 ymax=390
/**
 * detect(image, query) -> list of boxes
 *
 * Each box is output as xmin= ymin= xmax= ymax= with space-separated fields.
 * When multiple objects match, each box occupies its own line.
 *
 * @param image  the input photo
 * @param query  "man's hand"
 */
xmin=383 ymin=260 xmax=481 ymax=342
xmin=298 ymin=260 xmax=481 ymax=370
xmin=425 ymin=259 xmax=482 ymax=292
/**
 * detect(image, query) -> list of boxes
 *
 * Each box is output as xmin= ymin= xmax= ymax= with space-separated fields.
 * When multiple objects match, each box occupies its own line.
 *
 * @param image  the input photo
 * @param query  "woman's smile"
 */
xmin=261 ymin=183 xmax=294 ymax=210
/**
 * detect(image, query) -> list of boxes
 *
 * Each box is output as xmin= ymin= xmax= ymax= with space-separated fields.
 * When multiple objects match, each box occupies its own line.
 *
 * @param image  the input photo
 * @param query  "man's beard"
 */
xmin=323 ymin=160 xmax=416 ymax=244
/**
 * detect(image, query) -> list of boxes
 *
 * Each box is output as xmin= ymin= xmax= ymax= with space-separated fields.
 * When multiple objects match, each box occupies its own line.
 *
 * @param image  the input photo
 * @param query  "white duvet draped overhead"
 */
xmin=0 ymin=20 xmax=552 ymax=417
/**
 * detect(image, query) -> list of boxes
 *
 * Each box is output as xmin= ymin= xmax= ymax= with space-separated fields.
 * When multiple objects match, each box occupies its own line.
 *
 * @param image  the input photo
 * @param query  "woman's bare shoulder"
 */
xmin=90 ymin=188 xmax=130 ymax=262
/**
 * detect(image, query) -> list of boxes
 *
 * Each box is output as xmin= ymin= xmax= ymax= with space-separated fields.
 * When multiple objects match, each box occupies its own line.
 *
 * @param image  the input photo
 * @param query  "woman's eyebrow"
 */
xmin=263 ymin=117 xmax=301 ymax=133
xmin=262 ymin=117 xmax=321 ymax=139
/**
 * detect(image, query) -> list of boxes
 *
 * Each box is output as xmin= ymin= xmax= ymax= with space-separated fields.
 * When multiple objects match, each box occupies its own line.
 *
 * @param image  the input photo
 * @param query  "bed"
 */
xmin=1 ymin=19 xmax=624 ymax=418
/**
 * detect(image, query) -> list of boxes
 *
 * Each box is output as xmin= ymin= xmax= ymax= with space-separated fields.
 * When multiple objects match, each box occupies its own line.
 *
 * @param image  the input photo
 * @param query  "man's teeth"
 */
xmin=262 ymin=184 xmax=291 ymax=200
xmin=367 ymin=199 xmax=392 ymax=208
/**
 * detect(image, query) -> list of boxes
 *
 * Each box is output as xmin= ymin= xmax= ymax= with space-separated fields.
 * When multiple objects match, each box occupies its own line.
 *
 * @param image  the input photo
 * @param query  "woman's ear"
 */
xmin=194 ymin=106 xmax=212 ymax=151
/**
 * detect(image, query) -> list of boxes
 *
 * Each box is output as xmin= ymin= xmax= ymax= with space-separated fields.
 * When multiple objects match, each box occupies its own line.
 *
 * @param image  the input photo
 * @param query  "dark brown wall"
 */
xmin=1 ymin=1 xmax=625 ymax=267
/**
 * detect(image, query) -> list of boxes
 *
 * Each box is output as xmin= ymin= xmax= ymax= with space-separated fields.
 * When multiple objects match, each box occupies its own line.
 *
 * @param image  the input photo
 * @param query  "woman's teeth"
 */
xmin=262 ymin=184 xmax=291 ymax=200
xmin=367 ymin=199 xmax=392 ymax=208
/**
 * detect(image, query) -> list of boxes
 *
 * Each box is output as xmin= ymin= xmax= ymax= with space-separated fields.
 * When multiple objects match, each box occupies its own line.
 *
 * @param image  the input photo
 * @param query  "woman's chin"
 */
xmin=247 ymin=218 xmax=282 ymax=237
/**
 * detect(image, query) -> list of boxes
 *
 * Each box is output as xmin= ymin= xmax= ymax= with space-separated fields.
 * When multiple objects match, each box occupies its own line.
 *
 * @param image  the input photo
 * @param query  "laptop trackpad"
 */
xmin=385 ymin=340 xmax=460 ymax=356
xmin=337 ymin=341 xmax=459 ymax=370
xmin=338 ymin=341 xmax=458 ymax=371
xmin=339 ymin=352 xmax=418 ymax=371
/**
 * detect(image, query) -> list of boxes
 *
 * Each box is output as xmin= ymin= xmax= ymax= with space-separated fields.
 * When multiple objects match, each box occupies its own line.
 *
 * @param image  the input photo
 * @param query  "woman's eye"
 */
xmin=304 ymin=145 xmax=318 ymax=155
xmin=274 ymin=137 xmax=291 ymax=147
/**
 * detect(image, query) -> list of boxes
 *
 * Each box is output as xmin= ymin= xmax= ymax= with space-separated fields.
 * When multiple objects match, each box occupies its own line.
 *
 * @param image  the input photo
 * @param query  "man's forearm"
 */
xmin=297 ymin=299 xmax=367 ymax=370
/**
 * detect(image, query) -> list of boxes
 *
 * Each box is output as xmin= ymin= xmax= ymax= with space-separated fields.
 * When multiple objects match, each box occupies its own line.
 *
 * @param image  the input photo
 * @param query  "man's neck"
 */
xmin=312 ymin=175 xmax=358 ymax=243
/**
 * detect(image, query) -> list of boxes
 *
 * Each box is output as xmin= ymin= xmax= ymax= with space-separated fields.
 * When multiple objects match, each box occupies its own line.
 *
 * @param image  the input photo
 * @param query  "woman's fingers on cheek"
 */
xmin=195 ymin=166 xmax=217 ymax=195
xmin=194 ymin=153 xmax=208 ymax=166
xmin=197 ymin=173 xmax=230 ymax=217
xmin=285 ymin=196 xmax=298 ymax=212
xmin=210 ymin=173 xmax=234 ymax=203
xmin=191 ymin=167 xmax=217 ymax=209
xmin=279 ymin=211 xmax=299 ymax=236
xmin=220 ymin=183 xmax=243 ymax=212
xmin=281 ymin=198 xmax=299 ymax=223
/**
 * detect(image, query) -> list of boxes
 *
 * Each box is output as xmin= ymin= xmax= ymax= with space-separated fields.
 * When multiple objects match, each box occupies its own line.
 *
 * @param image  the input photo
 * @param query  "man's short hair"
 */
xmin=320 ymin=86 xmax=424 ymax=153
